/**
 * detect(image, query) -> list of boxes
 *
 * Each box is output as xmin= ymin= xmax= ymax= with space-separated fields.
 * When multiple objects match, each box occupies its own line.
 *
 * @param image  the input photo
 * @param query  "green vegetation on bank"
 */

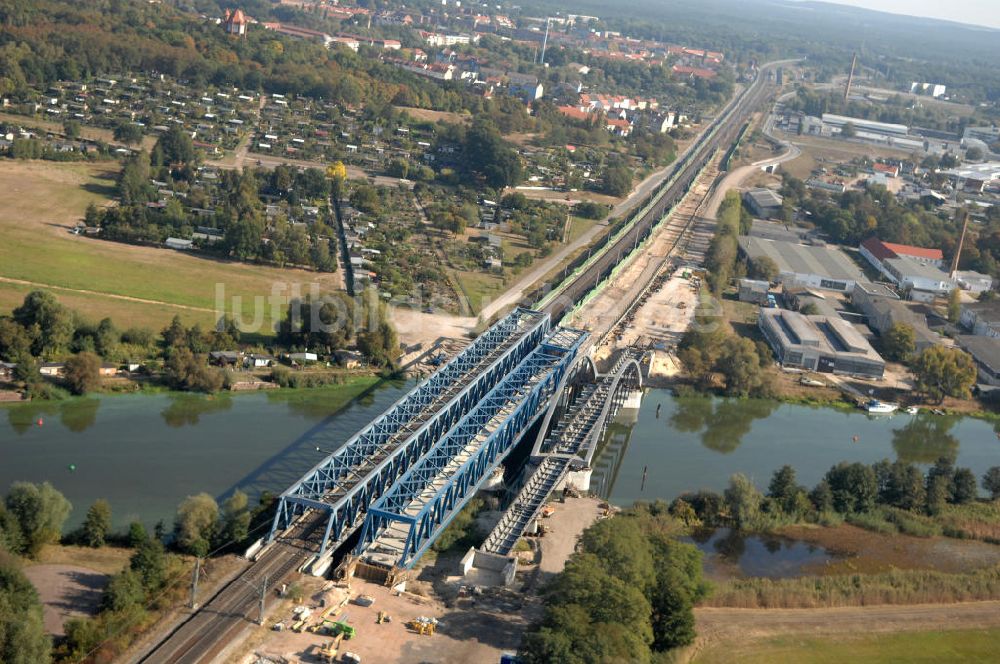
xmin=0 ymin=288 xmax=399 ymax=400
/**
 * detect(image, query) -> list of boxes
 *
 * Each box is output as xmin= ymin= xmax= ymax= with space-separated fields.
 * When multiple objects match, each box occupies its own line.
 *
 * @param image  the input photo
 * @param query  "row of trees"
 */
xmin=673 ymin=458 xmax=1000 ymax=534
xmin=704 ymin=190 xmax=751 ymax=295
xmin=521 ymin=503 xmax=709 ymax=663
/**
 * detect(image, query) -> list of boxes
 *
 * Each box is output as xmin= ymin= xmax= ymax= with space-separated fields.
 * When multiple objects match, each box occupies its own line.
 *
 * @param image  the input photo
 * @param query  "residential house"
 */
xmin=98 ymin=363 xmax=118 ymax=377
xmin=246 ymin=353 xmax=275 ymax=368
xmin=39 ymin=362 xmax=65 ymax=377
xmin=222 ymin=8 xmax=249 ymax=37
xmin=209 ymin=350 xmax=243 ymax=366
xmin=334 ymin=349 xmax=364 ymax=369
xmin=287 ymin=352 xmax=319 ymax=364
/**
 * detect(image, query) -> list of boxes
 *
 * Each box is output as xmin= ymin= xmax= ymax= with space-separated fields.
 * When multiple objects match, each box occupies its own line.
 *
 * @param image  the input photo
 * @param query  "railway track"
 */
xmin=135 ymin=518 xmax=323 ymax=664
xmin=537 ymin=61 xmax=790 ymax=324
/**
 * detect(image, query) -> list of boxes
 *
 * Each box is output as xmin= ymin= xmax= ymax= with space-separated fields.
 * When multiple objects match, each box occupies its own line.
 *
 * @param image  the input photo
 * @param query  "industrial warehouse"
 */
xmin=758 ymin=307 xmax=886 ymax=378
xmin=738 ymin=235 xmax=866 ymax=292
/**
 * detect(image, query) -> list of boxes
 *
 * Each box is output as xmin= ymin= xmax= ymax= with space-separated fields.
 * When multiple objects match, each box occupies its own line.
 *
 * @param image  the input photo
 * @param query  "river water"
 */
xmin=3 ymin=385 xmax=998 ymax=532
xmin=592 ymin=390 xmax=1000 ymax=505
xmin=0 ymin=382 xmax=411 ymax=529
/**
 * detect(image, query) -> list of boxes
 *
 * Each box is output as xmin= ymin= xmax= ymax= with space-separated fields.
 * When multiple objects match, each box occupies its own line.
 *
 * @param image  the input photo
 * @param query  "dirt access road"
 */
xmin=694 ymin=601 xmax=1000 ymax=648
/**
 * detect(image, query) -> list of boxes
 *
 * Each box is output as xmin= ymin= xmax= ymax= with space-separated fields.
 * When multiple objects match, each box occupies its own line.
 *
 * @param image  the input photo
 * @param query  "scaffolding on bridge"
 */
xmin=266 ymin=308 xmax=550 ymax=564
xmin=355 ymin=327 xmax=588 ymax=569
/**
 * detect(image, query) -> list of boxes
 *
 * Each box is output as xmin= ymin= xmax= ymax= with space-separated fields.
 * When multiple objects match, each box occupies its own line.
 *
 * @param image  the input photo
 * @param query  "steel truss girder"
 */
xmin=267 ymin=308 xmax=550 ymax=554
xmin=356 ymin=327 xmax=588 ymax=568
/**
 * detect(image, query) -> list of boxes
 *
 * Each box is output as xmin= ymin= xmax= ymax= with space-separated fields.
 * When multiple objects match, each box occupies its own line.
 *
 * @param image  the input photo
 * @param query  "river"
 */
xmin=3 ymin=385 xmax=998 ymax=532
xmin=0 ymin=381 xmax=411 ymax=529
xmin=592 ymin=390 xmax=1000 ymax=505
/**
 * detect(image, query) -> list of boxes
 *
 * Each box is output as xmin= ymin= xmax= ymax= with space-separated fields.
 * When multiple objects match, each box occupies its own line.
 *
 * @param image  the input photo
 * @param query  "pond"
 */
xmin=0 ymin=380 xmax=412 ymax=529
xmin=685 ymin=527 xmax=843 ymax=579
xmin=592 ymin=390 xmax=1000 ymax=505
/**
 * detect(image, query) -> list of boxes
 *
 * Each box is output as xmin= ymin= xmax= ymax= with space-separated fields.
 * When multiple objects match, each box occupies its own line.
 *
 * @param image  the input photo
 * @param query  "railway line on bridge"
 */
xmin=135 ymin=61 xmax=789 ymax=664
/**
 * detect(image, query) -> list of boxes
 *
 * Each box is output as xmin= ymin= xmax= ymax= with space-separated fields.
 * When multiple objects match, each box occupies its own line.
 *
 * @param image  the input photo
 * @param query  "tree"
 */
xmin=0 ymin=318 xmax=32 ymax=362
xmin=82 ymin=499 xmax=112 ymax=548
xmin=326 ymin=160 xmax=347 ymax=199
xmin=824 ymin=462 xmax=877 ymax=513
xmin=62 ymin=119 xmax=80 ymax=140
xmin=882 ymin=322 xmax=915 ymax=363
xmin=127 ymin=521 xmax=148 ymax=548
xmin=102 ymin=568 xmax=145 ymax=615
xmin=841 ymin=121 xmax=857 ymax=138
xmin=460 ymin=122 xmax=524 ymax=189
xmin=749 ymin=255 xmax=779 ymax=282
xmin=64 ymin=351 xmax=102 ymax=395
xmin=164 ymin=348 xmax=223 ymax=393
xmin=0 ymin=554 xmax=51 ymax=663
xmin=983 ymin=467 xmax=1000 ymax=500
xmin=926 ymin=457 xmax=955 ymax=514
xmin=883 ymin=460 xmax=926 ymax=511
xmin=113 ymin=121 xmax=143 ymax=146
xmin=724 ymin=473 xmax=762 ymax=529
xmin=966 ymin=146 xmax=984 ymax=161
xmin=716 ymin=337 xmax=769 ymax=397
xmin=912 ymin=346 xmax=977 ymax=402
xmin=219 ymin=490 xmax=251 ymax=545
xmin=952 ymin=468 xmax=978 ymax=504
xmin=154 ymin=125 xmax=196 ymax=166
xmin=130 ymin=538 xmax=166 ymax=593
xmin=602 ymin=164 xmax=633 ymax=197
xmin=5 ymin=482 xmax=71 ymax=556
xmin=174 ymin=493 xmax=219 ymax=556
xmin=13 ymin=290 xmax=75 ymax=358
xmin=768 ymin=465 xmax=806 ymax=515
xmin=947 ymin=288 xmax=962 ymax=323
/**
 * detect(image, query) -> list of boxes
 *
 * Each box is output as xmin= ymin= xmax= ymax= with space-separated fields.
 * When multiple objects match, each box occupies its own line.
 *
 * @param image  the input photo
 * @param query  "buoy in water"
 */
xmin=67 ymin=464 xmax=76 ymax=472
xmin=37 ymin=418 xmax=43 ymax=426
xmin=852 ymin=435 xmax=860 ymax=443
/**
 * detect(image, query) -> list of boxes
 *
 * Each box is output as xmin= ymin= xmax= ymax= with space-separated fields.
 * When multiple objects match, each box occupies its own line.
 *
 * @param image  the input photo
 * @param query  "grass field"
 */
xmin=453 ymin=269 xmax=506 ymax=315
xmin=693 ymin=628 xmax=1000 ymax=663
xmin=0 ymin=160 xmax=339 ymax=334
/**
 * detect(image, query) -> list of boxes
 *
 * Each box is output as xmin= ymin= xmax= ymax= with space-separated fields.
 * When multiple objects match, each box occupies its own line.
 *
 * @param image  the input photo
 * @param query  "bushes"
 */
xmin=270 ymin=366 xmax=348 ymax=389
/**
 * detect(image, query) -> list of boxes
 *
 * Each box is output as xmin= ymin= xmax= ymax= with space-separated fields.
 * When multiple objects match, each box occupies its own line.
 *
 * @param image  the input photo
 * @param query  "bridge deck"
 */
xmin=359 ymin=328 xmax=587 ymax=568
xmin=270 ymin=307 xmax=549 ymax=555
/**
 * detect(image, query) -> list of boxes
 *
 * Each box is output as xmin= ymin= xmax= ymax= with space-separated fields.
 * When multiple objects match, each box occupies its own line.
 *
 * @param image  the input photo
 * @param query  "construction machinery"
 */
xmin=317 ymin=633 xmax=345 ymax=663
xmin=407 ymin=617 xmax=438 ymax=635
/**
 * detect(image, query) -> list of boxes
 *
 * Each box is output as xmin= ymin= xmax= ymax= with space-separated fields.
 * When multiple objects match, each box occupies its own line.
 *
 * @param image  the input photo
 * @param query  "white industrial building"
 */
xmin=738 ymin=236 xmax=865 ymax=293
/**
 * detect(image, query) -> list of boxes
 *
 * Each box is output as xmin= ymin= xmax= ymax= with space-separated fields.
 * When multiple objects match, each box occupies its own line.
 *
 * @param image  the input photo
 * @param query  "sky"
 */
xmin=821 ymin=0 xmax=1000 ymax=30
